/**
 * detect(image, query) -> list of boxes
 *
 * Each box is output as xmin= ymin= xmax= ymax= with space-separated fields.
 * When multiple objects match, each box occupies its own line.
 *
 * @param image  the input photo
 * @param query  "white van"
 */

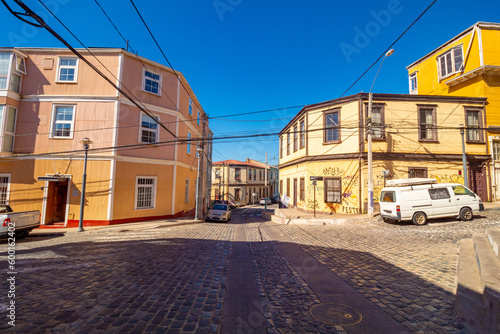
xmin=379 ymin=178 xmax=484 ymax=225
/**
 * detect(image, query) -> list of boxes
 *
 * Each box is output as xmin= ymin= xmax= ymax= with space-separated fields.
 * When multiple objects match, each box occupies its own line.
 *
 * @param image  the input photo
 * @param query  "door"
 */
xmin=428 ymin=187 xmax=457 ymax=216
xmin=469 ymin=163 xmax=487 ymax=201
xmin=293 ymin=178 xmax=297 ymax=206
xmin=44 ymin=180 xmax=68 ymax=225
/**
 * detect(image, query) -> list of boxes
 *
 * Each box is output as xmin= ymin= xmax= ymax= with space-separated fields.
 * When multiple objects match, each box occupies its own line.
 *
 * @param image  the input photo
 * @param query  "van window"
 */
xmin=380 ymin=191 xmax=396 ymax=202
xmin=452 ymin=186 xmax=475 ymax=197
xmin=428 ymin=188 xmax=451 ymax=200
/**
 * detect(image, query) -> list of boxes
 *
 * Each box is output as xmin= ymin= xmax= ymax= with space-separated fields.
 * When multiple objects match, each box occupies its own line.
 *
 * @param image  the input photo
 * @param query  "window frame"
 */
xmin=235 ymin=168 xmax=241 ymax=181
xmin=139 ymin=113 xmax=160 ymax=144
xmin=408 ymin=167 xmax=428 ymax=178
xmin=287 ymin=131 xmax=290 ymax=155
xmin=299 ymin=119 xmax=305 ymax=149
xmin=185 ymin=178 xmax=190 ymax=203
xmin=409 ymin=72 xmax=418 ymax=94
xmin=324 ymin=108 xmax=341 ymax=144
xmin=299 ymin=177 xmax=305 ymax=201
xmin=56 ymin=57 xmax=79 ymax=83
xmin=1 ymin=106 xmax=17 ymax=152
xmin=324 ymin=177 xmax=342 ymax=204
xmin=9 ymin=72 xmax=21 ymax=93
xmin=14 ymin=54 xmax=26 ymax=74
xmin=187 ymin=132 xmax=192 ymax=154
xmin=365 ymin=103 xmax=386 ymax=140
xmin=280 ymin=136 xmax=283 ymax=158
xmin=134 ymin=176 xmax=157 ymax=210
xmin=417 ymin=105 xmax=438 ymax=142
xmin=465 ymin=107 xmax=484 ymax=143
xmin=437 ymin=45 xmax=463 ymax=81
xmin=197 ymin=110 xmax=200 ymax=125
xmin=492 ymin=141 xmax=500 ymax=161
xmin=189 ymin=98 xmax=193 ymax=116
xmin=50 ymin=104 xmax=76 ymax=139
xmin=293 ymin=125 xmax=298 ymax=152
xmin=142 ymin=69 xmax=161 ymax=96
xmin=235 ymin=188 xmax=241 ymax=201
xmin=0 ymin=173 xmax=11 ymax=205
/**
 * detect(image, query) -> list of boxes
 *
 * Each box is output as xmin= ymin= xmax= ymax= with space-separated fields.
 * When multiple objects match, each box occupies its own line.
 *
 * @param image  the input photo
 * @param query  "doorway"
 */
xmin=293 ymin=178 xmax=297 ymax=207
xmin=469 ymin=162 xmax=488 ymax=201
xmin=44 ymin=180 xmax=69 ymax=225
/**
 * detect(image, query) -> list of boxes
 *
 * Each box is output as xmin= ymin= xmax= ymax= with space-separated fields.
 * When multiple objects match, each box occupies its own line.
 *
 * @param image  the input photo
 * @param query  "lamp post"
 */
xmin=78 ymin=137 xmax=92 ymax=232
xmin=460 ymin=124 xmax=468 ymax=187
xmin=195 ymin=146 xmax=203 ymax=221
xmin=368 ymin=49 xmax=394 ymax=219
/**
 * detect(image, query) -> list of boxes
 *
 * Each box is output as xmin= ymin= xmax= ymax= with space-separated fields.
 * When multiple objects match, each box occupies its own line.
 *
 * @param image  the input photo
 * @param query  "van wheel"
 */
xmin=459 ymin=208 xmax=473 ymax=221
xmin=412 ymin=212 xmax=428 ymax=226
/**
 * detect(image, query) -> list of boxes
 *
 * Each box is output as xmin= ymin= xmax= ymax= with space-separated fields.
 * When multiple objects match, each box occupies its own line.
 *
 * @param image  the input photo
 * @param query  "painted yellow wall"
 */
xmin=173 ymin=165 xmax=198 ymax=215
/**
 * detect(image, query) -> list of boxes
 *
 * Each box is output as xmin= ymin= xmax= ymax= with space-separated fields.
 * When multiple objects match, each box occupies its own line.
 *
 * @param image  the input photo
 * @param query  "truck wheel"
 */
xmin=412 ymin=212 xmax=427 ymax=226
xmin=459 ymin=208 xmax=473 ymax=221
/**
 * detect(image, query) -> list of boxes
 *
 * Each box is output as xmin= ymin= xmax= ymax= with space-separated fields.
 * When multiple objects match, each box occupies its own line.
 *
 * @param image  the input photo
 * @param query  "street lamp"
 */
xmin=78 ymin=137 xmax=93 ymax=232
xmin=460 ymin=124 xmax=468 ymax=187
xmin=368 ymin=49 xmax=394 ymax=219
xmin=195 ymin=146 xmax=203 ymax=221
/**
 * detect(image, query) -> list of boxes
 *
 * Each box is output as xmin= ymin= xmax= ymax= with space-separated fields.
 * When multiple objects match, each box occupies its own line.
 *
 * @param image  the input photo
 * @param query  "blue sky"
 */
xmin=1 ymin=0 xmax=499 ymax=165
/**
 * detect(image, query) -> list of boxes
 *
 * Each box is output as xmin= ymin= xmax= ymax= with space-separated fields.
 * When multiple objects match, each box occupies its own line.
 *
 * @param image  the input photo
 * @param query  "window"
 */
xmin=51 ymin=105 xmax=75 ymax=138
xmin=215 ymin=168 xmax=221 ymax=179
xmin=0 ymin=174 xmax=10 ymax=205
xmin=428 ymin=188 xmax=451 ymax=200
xmin=418 ymin=106 xmax=437 ymax=141
xmin=280 ymin=180 xmax=283 ymax=195
xmin=493 ymin=141 xmax=500 ymax=161
xmin=185 ymin=178 xmax=190 ymax=203
xmin=15 ymin=54 xmax=26 ymax=74
xmin=259 ymin=170 xmax=262 ymax=181
xmin=197 ymin=111 xmax=200 ymax=125
xmin=0 ymin=106 xmax=16 ymax=152
xmin=453 ymin=186 xmax=475 ymax=197
xmin=437 ymin=46 xmax=463 ymax=80
xmin=140 ymin=114 xmax=159 ymax=143
xmin=235 ymin=189 xmax=240 ymax=201
xmin=235 ymin=168 xmax=241 ymax=180
xmin=299 ymin=177 xmax=305 ymax=201
xmin=300 ymin=119 xmax=305 ymax=148
xmin=189 ymin=98 xmax=193 ymax=115
xmin=324 ymin=109 xmax=340 ymax=143
xmin=366 ymin=104 xmax=385 ymax=140
xmin=287 ymin=132 xmax=290 ymax=155
xmin=187 ymin=132 xmax=192 ymax=154
xmin=280 ymin=136 xmax=283 ymax=158
xmin=409 ymin=72 xmax=417 ymax=94
xmin=324 ymin=177 xmax=341 ymax=203
xmin=143 ymin=70 xmax=161 ymax=95
xmin=57 ymin=57 xmax=78 ymax=82
xmin=408 ymin=167 xmax=428 ymax=178
xmin=135 ymin=177 xmax=156 ymax=209
xmin=9 ymin=73 xmax=20 ymax=93
xmin=286 ymin=178 xmax=290 ymax=197
xmin=293 ymin=125 xmax=298 ymax=152
xmin=380 ymin=191 xmax=395 ymax=203
xmin=253 ymin=170 xmax=256 ymax=180
xmin=466 ymin=108 xmax=483 ymax=142
xmin=0 ymin=53 xmax=10 ymax=89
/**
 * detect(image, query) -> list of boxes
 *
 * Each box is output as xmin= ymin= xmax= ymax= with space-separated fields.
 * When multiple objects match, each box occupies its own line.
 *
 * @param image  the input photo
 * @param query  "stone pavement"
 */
xmin=1 ymin=205 xmax=499 ymax=332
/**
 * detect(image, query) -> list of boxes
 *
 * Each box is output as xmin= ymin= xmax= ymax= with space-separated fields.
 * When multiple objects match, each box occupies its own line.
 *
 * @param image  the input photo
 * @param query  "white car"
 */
xmin=206 ymin=204 xmax=231 ymax=222
xmin=259 ymin=198 xmax=271 ymax=205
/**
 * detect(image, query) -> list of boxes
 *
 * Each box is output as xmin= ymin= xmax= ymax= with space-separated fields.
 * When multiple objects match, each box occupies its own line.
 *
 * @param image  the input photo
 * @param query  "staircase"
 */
xmin=456 ymin=228 xmax=500 ymax=333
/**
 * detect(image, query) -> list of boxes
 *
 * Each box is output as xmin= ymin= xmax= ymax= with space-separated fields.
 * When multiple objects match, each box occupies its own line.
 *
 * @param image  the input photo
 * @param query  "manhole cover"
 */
xmin=310 ymin=303 xmax=362 ymax=326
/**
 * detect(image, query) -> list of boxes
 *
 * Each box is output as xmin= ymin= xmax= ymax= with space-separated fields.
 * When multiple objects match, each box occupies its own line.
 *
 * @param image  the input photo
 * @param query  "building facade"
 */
xmin=279 ymin=93 xmax=489 ymax=215
xmin=212 ymin=159 xmax=276 ymax=205
xmin=407 ymin=21 xmax=500 ymax=199
xmin=0 ymin=47 xmax=211 ymax=227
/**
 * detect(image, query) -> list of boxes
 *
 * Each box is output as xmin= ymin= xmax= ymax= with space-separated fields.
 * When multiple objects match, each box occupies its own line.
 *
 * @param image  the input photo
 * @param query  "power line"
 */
xmin=338 ymin=0 xmax=437 ymax=98
xmin=209 ymin=105 xmax=305 ymax=119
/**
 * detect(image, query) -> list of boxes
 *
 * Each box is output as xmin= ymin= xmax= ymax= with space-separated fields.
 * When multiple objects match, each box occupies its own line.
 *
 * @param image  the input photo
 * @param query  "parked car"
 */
xmin=0 ymin=205 xmax=40 ymax=239
xmin=206 ymin=204 xmax=231 ymax=222
xmin=259 ymin=198 xmax=272 ymax=205
xmin=379 ymin=178 xmax=484 ymax=226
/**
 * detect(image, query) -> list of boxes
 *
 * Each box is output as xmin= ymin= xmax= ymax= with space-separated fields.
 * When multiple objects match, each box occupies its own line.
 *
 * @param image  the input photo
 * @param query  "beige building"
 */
xmin=279 ymin=93 xmax=489 ymax=214
xmin=0 ymin=47 xmax=211 ymax=227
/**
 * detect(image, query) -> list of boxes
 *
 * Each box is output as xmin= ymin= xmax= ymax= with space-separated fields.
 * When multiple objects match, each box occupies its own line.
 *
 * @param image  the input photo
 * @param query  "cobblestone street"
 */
xmin=1 ymin=207 xmax=499 ymax=333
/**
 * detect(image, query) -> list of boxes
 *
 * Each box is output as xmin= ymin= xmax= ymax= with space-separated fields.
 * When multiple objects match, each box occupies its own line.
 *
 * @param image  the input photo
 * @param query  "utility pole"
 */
xmin=460 ymin=124 xmax=468 ymax=187
xmin=265 ymin=152 xmax=268 ymax=211
xmin=195 ymin=116 xmax=207 ymax=220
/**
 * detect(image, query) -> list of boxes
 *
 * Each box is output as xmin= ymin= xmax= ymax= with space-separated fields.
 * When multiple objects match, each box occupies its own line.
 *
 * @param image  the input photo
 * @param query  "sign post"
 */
xmin=310 ymin=176 xmax=324 ymax=218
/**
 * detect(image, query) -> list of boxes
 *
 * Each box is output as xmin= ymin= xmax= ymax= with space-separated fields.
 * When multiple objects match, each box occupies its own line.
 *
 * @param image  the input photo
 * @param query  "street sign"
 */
xmin=310 ymin=176 xmax=324 ymax=181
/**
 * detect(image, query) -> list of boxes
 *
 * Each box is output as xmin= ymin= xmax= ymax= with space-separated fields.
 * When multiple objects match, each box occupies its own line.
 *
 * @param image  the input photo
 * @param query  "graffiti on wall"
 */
xmin=323 ymin=167 xmax=345 ymax=177
xmin=430 ymin=174 xmax=464 ymax=184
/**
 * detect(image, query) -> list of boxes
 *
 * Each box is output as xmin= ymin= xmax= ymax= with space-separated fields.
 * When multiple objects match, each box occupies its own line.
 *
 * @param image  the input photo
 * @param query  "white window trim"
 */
xmin=409 ymin=72 xmax=418 ymax=94
xmin=142 ymin=69 xmax=162 ymax=96
xmin=56 ymin=57 xmax=79 ymax=83
xmin=187 ymin=131 xmax=192 ymax=154
xmin=185 ymin=178 xmax=190 ymax=203
xmin=1 ymin=106 xmax=17 ymax=152
xmin=49 ymin=104 xmax=76 ymax=139
xmin=9 ymin=72 xmax=21 ymax=94
xmin=436 ymin=45 xmax=463 ymax=81
xmin=14 ymin=54 xmax=26 ymax=75
xmin=134 ymin=176 xmax=157 ymax=210
xmin=0 ymin=173 xmax=11 ymax=205
xmin=138 ymin=113 xmax=160 ymax=144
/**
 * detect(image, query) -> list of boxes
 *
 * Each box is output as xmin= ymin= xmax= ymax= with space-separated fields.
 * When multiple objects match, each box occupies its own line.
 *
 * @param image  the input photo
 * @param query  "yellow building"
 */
xmin=407 ymin=21 xmax=500 ymax=199
xmin=0 ymin=47 xmax=211 ymax=227
xmin=279 ymin=93 xmax=489 ymax=215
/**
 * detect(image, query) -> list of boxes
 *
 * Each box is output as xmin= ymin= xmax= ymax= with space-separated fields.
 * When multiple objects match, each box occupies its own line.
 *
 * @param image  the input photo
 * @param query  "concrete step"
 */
xmin=486 ymin=228 xmax=500 ymax=260
xmin=472 ymin=234 xmax=500 ymax=298
xmin=456 ymin=238 xmax=486 ymax=329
